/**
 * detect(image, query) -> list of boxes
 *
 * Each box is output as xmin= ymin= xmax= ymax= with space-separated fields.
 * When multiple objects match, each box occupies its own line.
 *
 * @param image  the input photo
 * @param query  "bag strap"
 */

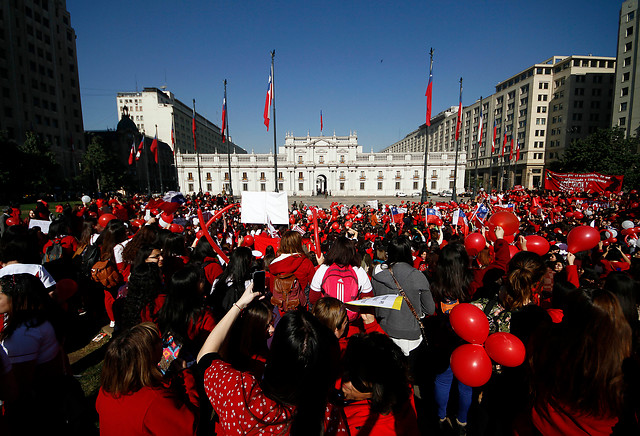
xmin=388 ymin=266 xmax=428 ymax=344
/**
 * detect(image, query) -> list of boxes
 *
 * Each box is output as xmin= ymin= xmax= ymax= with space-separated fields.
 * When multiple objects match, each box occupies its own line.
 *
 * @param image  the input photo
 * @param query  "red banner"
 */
xmin=544 ymin=170 xmax=623 ymax=193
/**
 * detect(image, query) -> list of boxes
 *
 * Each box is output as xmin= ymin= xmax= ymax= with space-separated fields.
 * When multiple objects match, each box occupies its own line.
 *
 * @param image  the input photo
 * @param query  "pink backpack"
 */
xmin=320 ymin=264 xmax=360 ymax=320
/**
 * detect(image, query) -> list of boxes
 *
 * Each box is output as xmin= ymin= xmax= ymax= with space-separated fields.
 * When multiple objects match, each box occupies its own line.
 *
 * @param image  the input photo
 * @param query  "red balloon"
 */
xmin=633 ymin=202 xmax=640 ymax=209
xmin=243 ymin=235 xmax=254 ymax=247
xmin=331 ymin=222 xmax=340 ymax=230
xmin=464 ymin=233 xmax=486 ymax=256
xmin=553 ymin=206 xmax=563 ymax=213
xmin=488 ymin=212 xmax=519 ymax=237
xmin=289 ymin=216 xmax=296 ymax=225
xmin=508 ymin=245 xmax=520 ymax=259
xmin=434 ymin=217 xmax=443 ymax=227
xmin=450 ymin=344 xmax=493 ymax=387
xmin=169 ymin=223 xmax=184 ymax=233
xmin=449 ymin=303 xmax=490 ymax=344
xmin=574 ymin=211 xmax=584 ymax=220
xmin=5 ymin=217 xmax=19 ymax=226
xmin=196 ymin=230 xmax=205 ymax=239
xmin=217 ymin=233 xmax=224 ymax=240
xmin=525 ymin=235 xmax=550 ymax=256
xmin=98 ymin=213 xmax=116 ymax=228
xmin=344 ymin=221 xmax=353 ymax=229
xmin=565 ymin=211 xmax=574 ymax=218
xmin=484 ymin=332 xmax=526 ymax=367
xmin=567 ymin=225 xmax=600 ymax=253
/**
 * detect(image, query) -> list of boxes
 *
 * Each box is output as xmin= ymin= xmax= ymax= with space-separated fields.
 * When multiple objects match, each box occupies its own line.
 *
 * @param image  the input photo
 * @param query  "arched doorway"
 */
xmin=316 ymin=175 xmax=327 ymax=195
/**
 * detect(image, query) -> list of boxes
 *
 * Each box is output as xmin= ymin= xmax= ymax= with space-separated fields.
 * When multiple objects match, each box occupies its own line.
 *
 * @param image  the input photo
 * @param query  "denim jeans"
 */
xmin=434 ymin=365 xmax=473 ymax=423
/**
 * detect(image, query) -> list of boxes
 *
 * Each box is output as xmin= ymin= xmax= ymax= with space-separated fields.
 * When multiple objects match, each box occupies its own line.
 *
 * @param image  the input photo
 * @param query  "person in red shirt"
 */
xmin=96 ymin=322 xmax=199 ymax=436
xmin=269 ymin=230 xmax=316 ymax=294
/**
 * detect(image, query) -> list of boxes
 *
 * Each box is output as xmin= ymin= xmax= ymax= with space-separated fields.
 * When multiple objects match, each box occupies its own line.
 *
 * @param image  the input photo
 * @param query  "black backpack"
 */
xmin=79 ymin=244 xmax=101 ymax=278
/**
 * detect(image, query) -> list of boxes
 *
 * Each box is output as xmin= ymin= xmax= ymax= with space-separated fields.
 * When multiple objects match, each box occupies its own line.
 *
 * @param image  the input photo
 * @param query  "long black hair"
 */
xmin=386 ymin=235 xmax=413 ymax=265
xmin=0 ymin=274 xmax=54 ymax=341
xmin=209 ymin=246 xmax=253 ymax=320
xmin=120 ymin=263 xmax=163 ymax=331
xmin=431 ymin=242 xmax=473 ymax=303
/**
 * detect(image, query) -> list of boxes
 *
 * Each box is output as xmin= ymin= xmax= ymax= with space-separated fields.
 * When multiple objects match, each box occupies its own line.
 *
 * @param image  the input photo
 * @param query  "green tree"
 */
xmin=81 ymin=134 xmax=128 ymax=192
xmin=17 ymin=131 xmax=60 ymax=195
xmin=557 ymin=127 xmax=640 ymax=188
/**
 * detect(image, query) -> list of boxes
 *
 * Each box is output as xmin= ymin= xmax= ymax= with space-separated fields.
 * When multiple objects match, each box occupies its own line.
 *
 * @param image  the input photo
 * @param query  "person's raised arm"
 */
xmin=197 ymin=282 xmax=259 ymax=363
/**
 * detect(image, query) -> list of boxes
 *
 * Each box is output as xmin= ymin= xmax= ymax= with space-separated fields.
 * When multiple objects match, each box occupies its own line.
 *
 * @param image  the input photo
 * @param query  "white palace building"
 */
xmin=176 ymin=131 xmax=466 ymax=196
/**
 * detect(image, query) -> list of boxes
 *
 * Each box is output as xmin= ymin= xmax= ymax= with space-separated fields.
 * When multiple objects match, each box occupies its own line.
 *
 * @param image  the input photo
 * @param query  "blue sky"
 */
xmin=69 ymin=0 xmax=621 ymax=153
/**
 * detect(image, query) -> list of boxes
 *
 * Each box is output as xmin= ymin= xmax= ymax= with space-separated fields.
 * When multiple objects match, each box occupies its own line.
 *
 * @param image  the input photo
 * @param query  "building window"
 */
xmin=623 ymin=72 xmax=630 ymax=82
xmin=206 ymin=172 xmax=212 ymax=181
xmin=279 ymin=183 xmax=284 ymax=191
xmin=319 ymin=155 xmax=324 ymax=164
xmin=243 ymin=183 xmax=248 ymax=191
xmin=627 ymin=27 xmax=634 ymax=37
xmin=298 ymin=171 xmax=303 ymax=180
xmin=432 ymin=169 xmax=437 ymax=177
xmin=340 ymin=182 xmax=345 ymax=190
xmin=340 ymin=171 xmax=345 ymax=179
xmin=224 ymin=172 xmax=229 ymax=181
xmin=624 ymin=56 xmax=631 ymax=67
xmin=242 ymin=172 xmax=247 ymax=180
xmin=395 ymin=182 xmax=401 ymax=190
xmin=625 ymin=42 xmax=632 ymax=52
xmin=260 ymin=172 xmax=266 ymax=180
xmin=261 ymin=183 xmax=266 ymax=191
xmin=187 ymin=172 xmax=193 ymax=181
xmin=621 ymin=102 xmax=628 ymax=111
xmin=395 ymin=170 xmax=401 ymax=178
xmin=413 ymin=182 xmax=419 ymax=189
xmin=431 ymin=181 xmax=437 ymax=190
xmin=619 ymin=117 xmax=626 ymax=126
xmin=298 ymin=155 xmax=303 ymax=164
xmin=299 ymin=183 xmax=304 ymax=191
xmin=378 ymin=171 xmax=383 ymax=179
xmin=278 ymin=171 xmax=283 ymax=180
xmin=378 ymin=182 xmax=383 ymax=190
xmin=206 ymin=183 xmax=212 ymax=191
xmin=360 ymin=182 xmax=365 ymax=190
xmin=340 ymin=155 xmax=345 ymax=163
xmin=621 ymin=87 xmax=629 ymax=96
xmin=188 ymin=183 xmax=194 ymax=192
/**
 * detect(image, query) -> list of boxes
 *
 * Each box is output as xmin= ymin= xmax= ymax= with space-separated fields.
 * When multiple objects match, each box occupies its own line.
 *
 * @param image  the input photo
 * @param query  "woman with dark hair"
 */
xmin=371 ymin=235 xmax=434 ymax=357
xmin=269 ymin=231 xmax=316 ymax=310
xmin=341 ymin=333 xmax=420 ymax=435
xmin=162 ymin=232 xmax=189 ymax=281
xmin=208 ymin=246 xmax=254 ymax=321
xmin=121 ymin=224 xmax=160 ymax=279
xmin=96 ymin=322 xmax=199 ymax=436
xmin=190 ymin=237 xmax=224 ymax=289
xmin=604 ymin=271 xmax=639 ymax=326
xmin=523 ymin=289 xmax=632 ymax=435
xmin=197 ymin=285 xmax=347 ymax=435
xmin=157 ymin=265 xmax=215 ymax=359
xmin=309 ymin=236 xmax=373 ymax=317
xmin=117 ymin=262 xmax=165 ymax=332
xmin=94 ymin=220 xmax=127 ymax=327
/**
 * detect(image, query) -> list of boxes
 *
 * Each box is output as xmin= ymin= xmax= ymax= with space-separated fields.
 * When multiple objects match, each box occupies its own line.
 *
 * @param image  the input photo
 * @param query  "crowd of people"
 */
xmin=0 ymin=187 xmax=639 ymax=435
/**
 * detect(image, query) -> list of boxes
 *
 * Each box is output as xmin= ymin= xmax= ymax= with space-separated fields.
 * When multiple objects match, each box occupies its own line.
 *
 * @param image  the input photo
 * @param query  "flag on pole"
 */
xmin=509 ymin=137 xmax=514 ymax=161
xmin=150 ymin=133 xmax=158 ymax=164
xmin=136 ymin=135 xmax=144 ymax=161
xmin=502 ymin=130 xmax=507 ymax=157
xmin=221 ymin=95 xmax=227 ymax=143
xmin=425 ymin=60 xmax=433 ymax=126
xmin=263 ymin=66 xmax=273 ymax=130
xmin=470 ymin=203 xmax=490 ymax=227
xmin=455 ymin=84 xmax=462 ymax=141
xmin=477 ymin=104 xmax=483 ymax=147
xmin=425 ymin=207 xmax=442 ymax=224
xmin=320 ymin=110 xmax=323 ymax=132
xmin=491 ymin=119 xmax=497 ymax=154
xmin=192 ymin=109 xmax=197 ymax=152
xmin=452 ymin=209 xmax=469 ymax=236
xmin=171 ymin=126 xmax=175 ymax=149
xmin=516 ymin=139 xmax=521 ymax=161
xmin=128 ymin=139 xmax=136 ymax=165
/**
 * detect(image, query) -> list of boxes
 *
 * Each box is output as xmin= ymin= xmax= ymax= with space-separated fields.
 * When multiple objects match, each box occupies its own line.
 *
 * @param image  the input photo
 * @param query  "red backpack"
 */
xmin=320 ymin=264 xmax=360 ymax=320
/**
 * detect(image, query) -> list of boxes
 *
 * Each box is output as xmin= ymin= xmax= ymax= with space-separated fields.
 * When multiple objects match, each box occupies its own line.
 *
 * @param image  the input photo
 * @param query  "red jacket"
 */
xmin=268 ymin=253 xmax=315 ymax=291
xmin=468 ymin=239 xmax=510 ymax=298
xmin=96 ymin=370 xmax=199 ymax=436
xmin=343 ymin=394 xmax=420 ymax=436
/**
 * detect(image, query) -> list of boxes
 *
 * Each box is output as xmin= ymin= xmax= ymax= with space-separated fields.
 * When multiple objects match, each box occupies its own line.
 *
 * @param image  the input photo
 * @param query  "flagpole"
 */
xmin=143 ymin=132 xmax=151 ymax=195
xmin=171 ymin=109 xmax=178 ymax=190
xmin=193 ymin=99 xmax=202 ymax=193
xmin=507 ymin=137 xmax=513 ymax=190
xmin=421 ymin=47 xmax=434 ymax=204
xmin=156 ymin=124 xmax=164 ymax=194
xmin=473 ymin=96 xmax=482 ymax=197
xmin=488 ymin=129 xmax=494 ymax=192
xmin=224 ymin=79 xmax=234 ymax=199
xmin=452 ymin=77 xmax=462 ymax=203
xmin=271 ymin=50 xmax=279 ymax=193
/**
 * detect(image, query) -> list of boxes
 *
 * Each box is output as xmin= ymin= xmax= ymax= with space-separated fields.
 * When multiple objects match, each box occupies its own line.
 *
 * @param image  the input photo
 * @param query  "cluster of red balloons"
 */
xmin=449 ymin=304 xmax=526 ymax=387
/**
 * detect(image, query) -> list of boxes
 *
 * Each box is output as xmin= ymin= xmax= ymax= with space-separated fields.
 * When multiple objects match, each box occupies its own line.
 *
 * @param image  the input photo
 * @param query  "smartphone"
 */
xmin=252 ymin=270 xmax=266 ymax=295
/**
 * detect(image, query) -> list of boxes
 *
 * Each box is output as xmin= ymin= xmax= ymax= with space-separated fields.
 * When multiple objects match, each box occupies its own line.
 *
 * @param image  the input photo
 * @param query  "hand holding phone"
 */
xmin=252 ymin=270 xmax=266 ymax=295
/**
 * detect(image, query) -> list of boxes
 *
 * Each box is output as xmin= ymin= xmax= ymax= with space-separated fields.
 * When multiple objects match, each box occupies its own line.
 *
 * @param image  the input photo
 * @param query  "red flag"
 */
xmin=320 ymin=110 xmax=323 ymax=132
xmin=171 ymin=126 xmax=175 ymax=153
xmin=192 ymin=113 xmax=197 ymax=152
xmin=455 ymin=83 xmax=462 ymax=141
xmin=501 ymin=131 xmax=507 ymax=157
xmin=264 ymin=65 xmax=273 ymax=130
xmin=221 ymin=95 xmax=227 ymax=143
xmin=477 ymin=104 xmax=483 ymax=147
xmin=150 ymin=133 xmax=158 ymax=164
xmin=128 ymin=140 xmax=135 ymax=165
xmin=425 ymin=61 xmax=433 ymax=126
xmin=136 ymin=135 xmax=144 ymax=161
xmin=516 ymin=140 xmax=521 ymax=161
xmin=509 ymin=137 xmax=514 ymax=161
xmin=491 ymin=120 xmax=497 ymax=154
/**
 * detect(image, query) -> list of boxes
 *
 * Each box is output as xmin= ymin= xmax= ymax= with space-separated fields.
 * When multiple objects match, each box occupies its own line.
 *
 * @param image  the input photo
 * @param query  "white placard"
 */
xmin=241 ymin=192 xmax=289 ymax=225
xmin=366 ymin=200 xmax=379 ymax=210
xmin=346 ymin=294 xmax=403 ymax=310
xmin=28 ymin=219 xmax=51 ymax=234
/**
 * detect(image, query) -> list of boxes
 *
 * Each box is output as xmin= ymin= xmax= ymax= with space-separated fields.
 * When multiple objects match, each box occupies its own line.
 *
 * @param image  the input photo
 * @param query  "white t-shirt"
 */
xmin=310 ymin=264 xmax=373 ymax=296
xmin=113 ymin=239 xmax=131 ymax=265
xmin=1 ymin=321 xmax=60 ymax=365
xmin=0 ymin=263 xmax=56 ymax=289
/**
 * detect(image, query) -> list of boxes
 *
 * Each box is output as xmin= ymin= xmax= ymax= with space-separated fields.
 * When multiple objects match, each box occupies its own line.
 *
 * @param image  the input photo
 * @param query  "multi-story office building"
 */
xmin=176 ymin=132 xmax=466 ymax=196
xmin=612 ymin=0 xmax=640 ymax=138
xmin=0 ymin=0 xmax=85 ymax=178
xmin=116 ymin=87 xmax=246 ymax=155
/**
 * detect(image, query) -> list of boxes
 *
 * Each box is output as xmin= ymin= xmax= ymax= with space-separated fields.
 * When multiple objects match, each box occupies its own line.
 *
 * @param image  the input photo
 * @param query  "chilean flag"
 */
xmin=425 ymin=207 xmax=442 ymax=224
xmin=425 ymin=62 xmax=433 ymax=126
xmin=491 ymin=119 xmax=497 ymax=154
xmin=509 ymin=137 xmax=514 ymax=161
xmin=452 ymin=209 xmax=469 ymax=236
xmin=516 ymin=139 xmax=521 ymax=161
xmin=221 ymin=95 xmax=227 ymax=143
xmin=128 ymin=139 xmax=135 ymax=165
xmin=150 ymin=133 xmax=158 ymax=164
xmin=192 ymin=111 xmax=197 ymax=152
xmin=470 ymin=203 xmax=489 ymax=227
xmin=170 ymin=126 xmax=175 ymax=154
xmin=136 ymin=135 xmax=144 ymax=161
xmin=455 ymin=85 xmax=462 ymax=141
xmin=264 ymin=66 xmax=273 ymax=130
xmin=477 ymin=104 xmax=483 ymax=147
xmin=320 ymin=110 xmax=323 ymax=132
xmin=502 ymin=130 xmax=507 ymax=157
